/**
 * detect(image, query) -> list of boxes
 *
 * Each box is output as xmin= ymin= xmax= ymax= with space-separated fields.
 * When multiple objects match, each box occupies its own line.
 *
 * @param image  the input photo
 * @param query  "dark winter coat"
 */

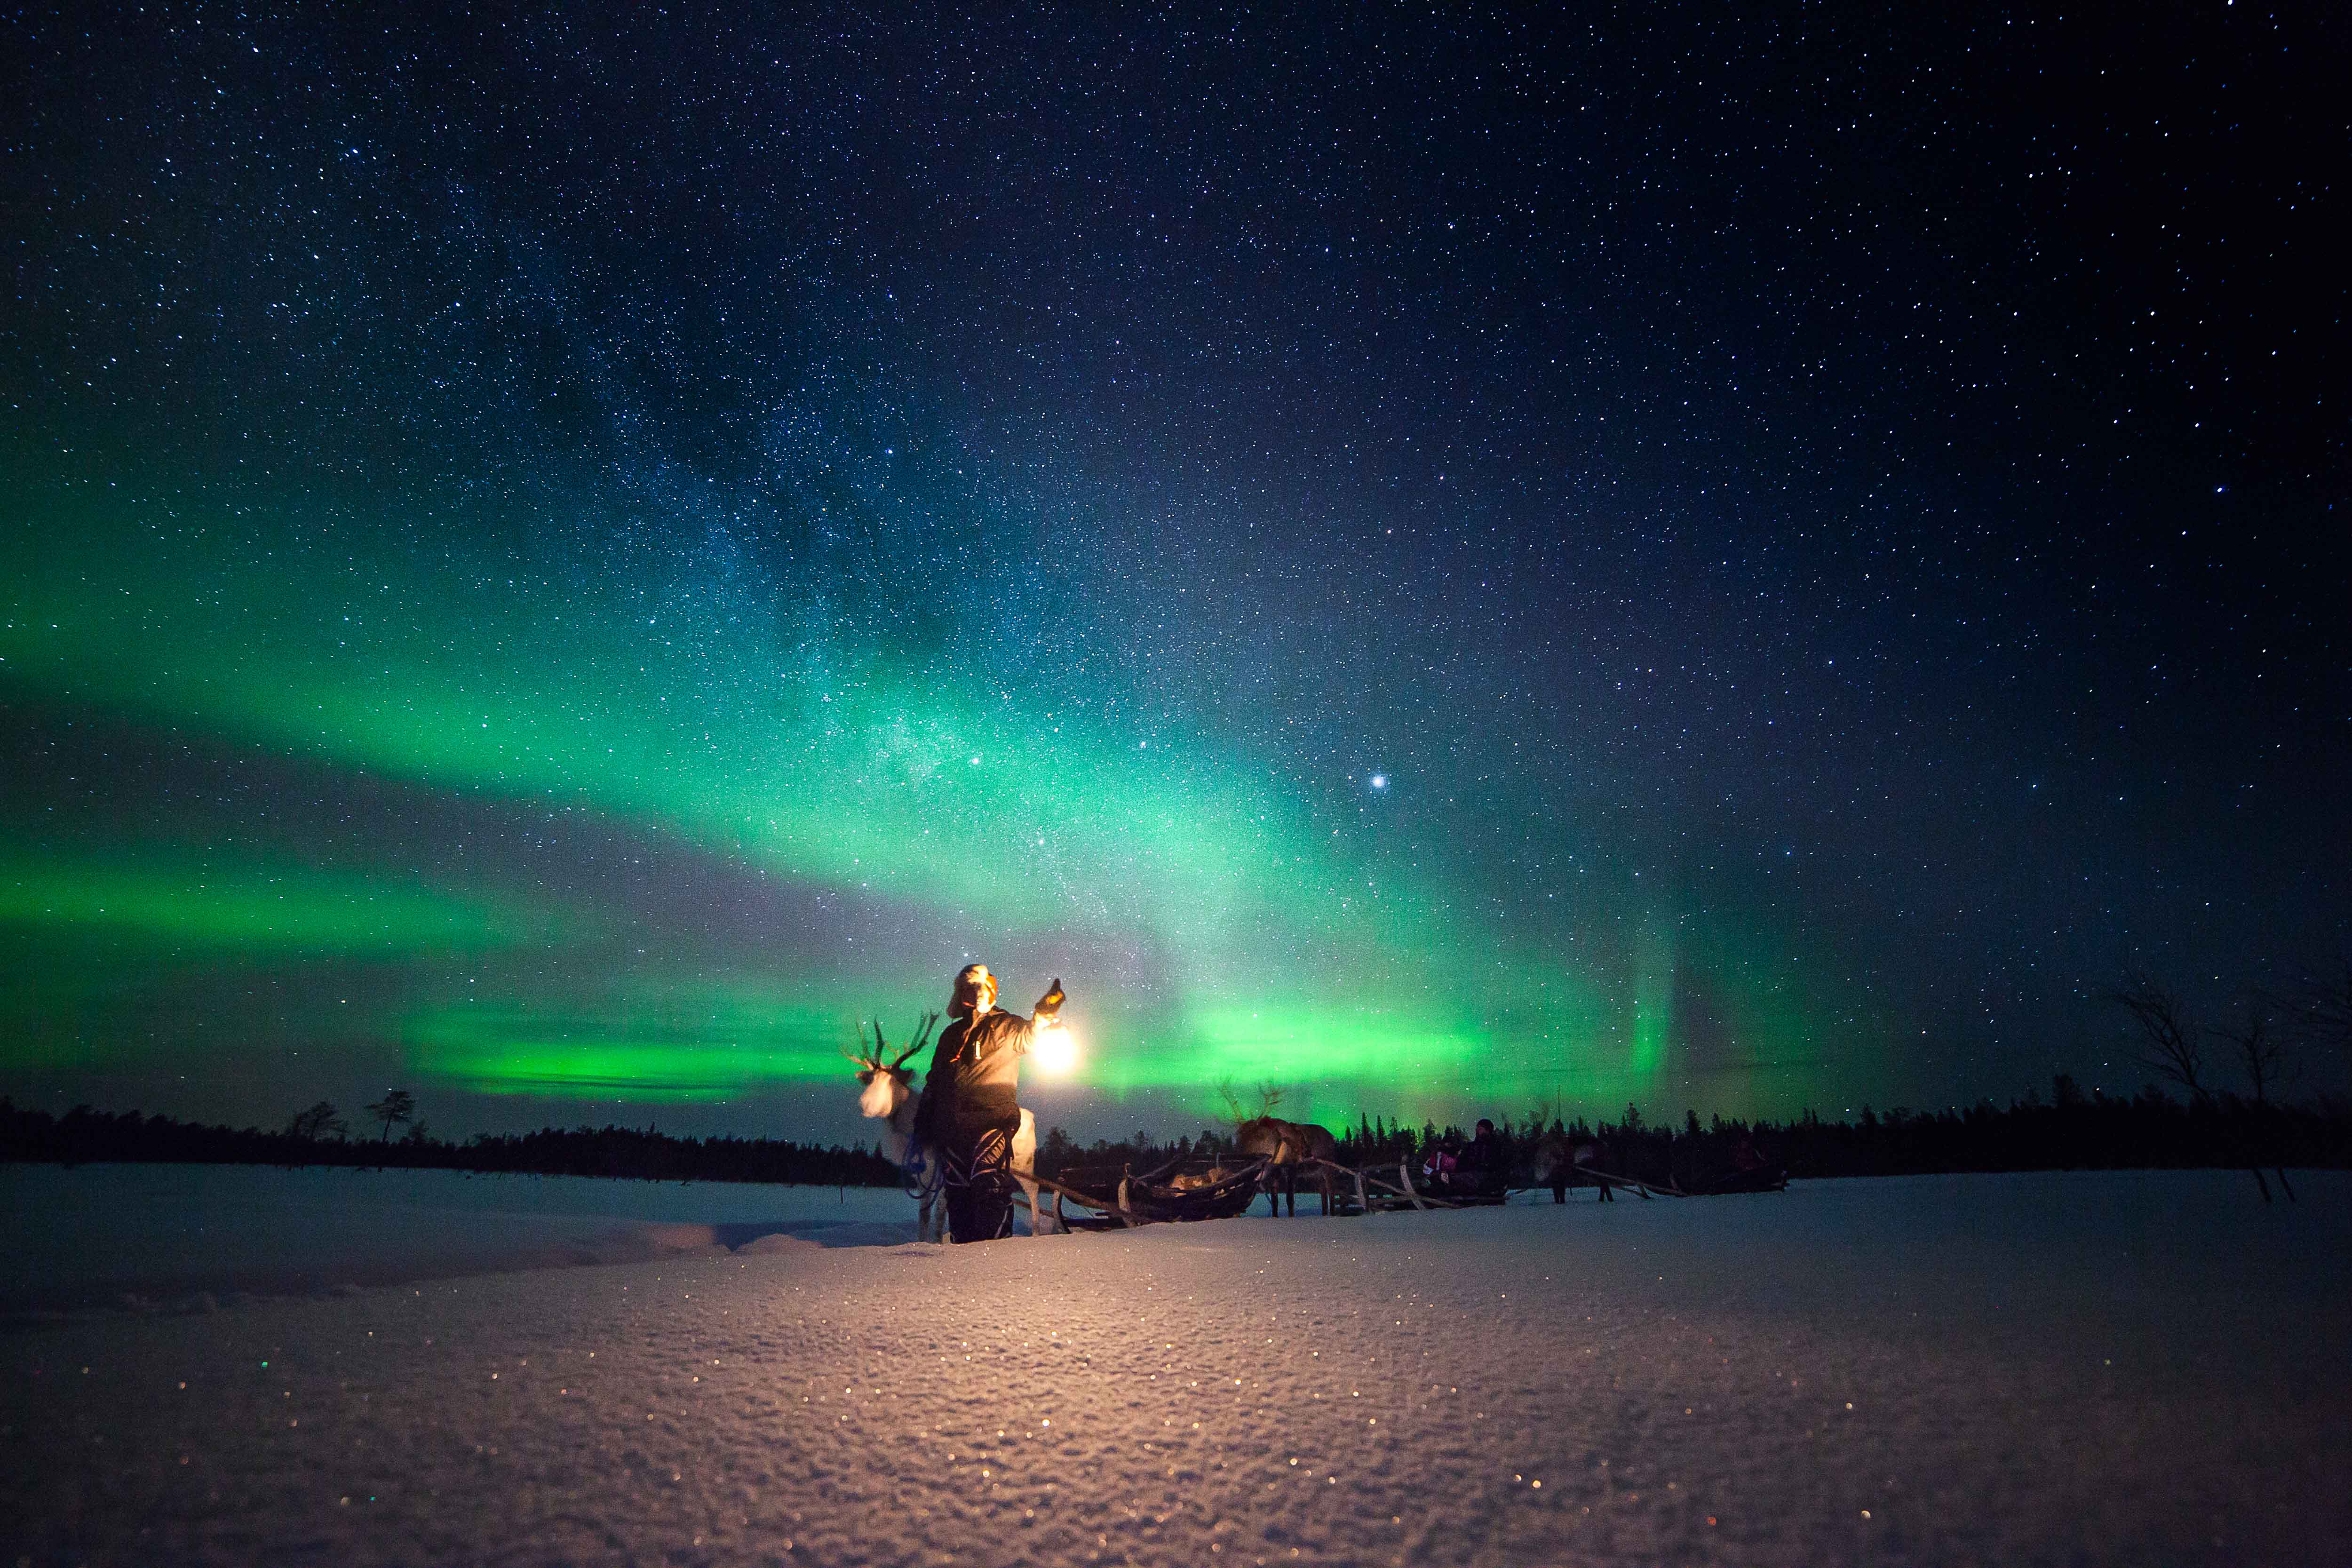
xmin=918 ymin=1007 xmax=1037 ymax=1141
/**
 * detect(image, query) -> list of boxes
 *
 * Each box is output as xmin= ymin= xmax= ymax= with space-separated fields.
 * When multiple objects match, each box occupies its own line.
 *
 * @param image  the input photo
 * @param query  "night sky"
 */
xmin=5 ymin=3 xmax=2346 ymax=1145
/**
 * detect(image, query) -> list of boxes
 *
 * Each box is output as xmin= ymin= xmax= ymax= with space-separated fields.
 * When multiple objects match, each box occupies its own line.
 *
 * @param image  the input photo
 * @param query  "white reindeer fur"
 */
xmin=857 ymin=1066 xmax=1051 ymax=1241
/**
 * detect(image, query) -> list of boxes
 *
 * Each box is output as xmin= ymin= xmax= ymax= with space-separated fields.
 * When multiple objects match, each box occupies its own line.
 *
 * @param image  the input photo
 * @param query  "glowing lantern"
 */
xmin=1032 ymin=1019 xmax=1079 ymax=1075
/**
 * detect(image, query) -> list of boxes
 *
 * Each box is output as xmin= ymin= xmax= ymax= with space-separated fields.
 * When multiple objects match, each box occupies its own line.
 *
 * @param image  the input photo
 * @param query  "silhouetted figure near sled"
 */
xmin=1672 ymin=1129 xmax=1788 ymax=1195
xmin=1531 ymin=1131 xmax=1613 ymax=1202
xmin=1413 ymin=1120 xmax=1508 ymax=1203
xmin=1450 ymin=1118 xmax=1508 ymax=1200
xmin=1696 ymin=1129 xmax=1787 ymax=1194
xmin=1420 ymin=1131 xmax=1460 ymax=1192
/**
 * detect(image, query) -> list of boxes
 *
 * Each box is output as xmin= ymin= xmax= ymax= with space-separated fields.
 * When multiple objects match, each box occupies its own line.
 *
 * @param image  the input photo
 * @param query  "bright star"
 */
xmin=1370 ymin=774 xmax=1387 ymax=790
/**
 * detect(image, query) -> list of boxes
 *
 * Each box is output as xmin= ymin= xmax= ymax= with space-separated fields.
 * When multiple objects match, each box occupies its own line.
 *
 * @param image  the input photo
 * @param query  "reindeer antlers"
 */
xmin=1217 ymin=1077 xmax=1287 ymax=1125
xmin=847 ymin=1011 xmax=939 ymax=1073
xmin=892 ymin=1011 xmax=939 ymax=1071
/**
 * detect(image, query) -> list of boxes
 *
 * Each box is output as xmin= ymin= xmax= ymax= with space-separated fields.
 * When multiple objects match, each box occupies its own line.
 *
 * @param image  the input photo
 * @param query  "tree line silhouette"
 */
xmin=8 ymin=1061 xmax=2347 ymax=1196
xmin=1032 ymin=1079 xmax=2351 ymax=1191
xmin=0 ymin=1095 xmax=901 ymax=1187
xmin=1034 ymin=961 xmax=2352 ymax=1195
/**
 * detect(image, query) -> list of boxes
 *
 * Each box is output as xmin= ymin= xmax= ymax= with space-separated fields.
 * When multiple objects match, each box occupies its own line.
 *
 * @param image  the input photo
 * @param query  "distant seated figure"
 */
xmin=1451 ymin=1118 xmax=1507 ymax=1199
xmin=1419 ymin=1135 xmax=1459 ymax=1193
xmin=1716 ymin=1129 xmax=1786 ymax=1192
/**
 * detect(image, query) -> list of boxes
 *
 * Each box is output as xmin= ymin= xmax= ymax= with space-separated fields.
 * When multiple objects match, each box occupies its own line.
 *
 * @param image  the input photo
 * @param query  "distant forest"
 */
xmin=0 ymin=1096 xmax=901 ymax=1187
xmin=1046 ymin=1078 xmax=2352 ymax=1197
xmin=5 ymin=1077 xmax=2347 ymax=1191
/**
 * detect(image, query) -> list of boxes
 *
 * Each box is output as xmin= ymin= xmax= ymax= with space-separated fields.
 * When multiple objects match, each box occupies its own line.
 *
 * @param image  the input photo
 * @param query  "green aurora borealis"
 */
xmin=2 ymin=456 xmax=1858 ymax=1136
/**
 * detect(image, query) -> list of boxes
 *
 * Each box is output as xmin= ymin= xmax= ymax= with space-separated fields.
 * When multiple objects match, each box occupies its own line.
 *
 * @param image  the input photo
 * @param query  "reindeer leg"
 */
xmin=1019 ymin=1174 xmax=1048 ymax=1234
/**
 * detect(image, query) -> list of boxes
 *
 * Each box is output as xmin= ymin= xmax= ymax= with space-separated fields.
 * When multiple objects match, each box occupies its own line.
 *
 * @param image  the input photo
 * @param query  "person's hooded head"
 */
xmin=948 ymin=963 xmax=999 ymax=1019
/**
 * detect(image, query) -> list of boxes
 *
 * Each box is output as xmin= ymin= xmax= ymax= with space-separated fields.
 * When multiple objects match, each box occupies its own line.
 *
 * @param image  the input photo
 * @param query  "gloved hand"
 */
xmin=1034 ymin=978 xmax=1066 ymax=1019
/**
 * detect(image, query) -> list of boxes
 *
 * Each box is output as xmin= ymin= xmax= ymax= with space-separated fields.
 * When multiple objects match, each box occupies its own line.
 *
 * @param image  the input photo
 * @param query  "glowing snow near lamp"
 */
xmin=1032 ymin=1019 xmax=1079 ymax=1075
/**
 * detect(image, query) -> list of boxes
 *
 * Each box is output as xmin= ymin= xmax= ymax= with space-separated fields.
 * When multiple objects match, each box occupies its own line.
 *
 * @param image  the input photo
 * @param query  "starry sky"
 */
xmin=4 ymin=3 xmax=2346 ymax=1144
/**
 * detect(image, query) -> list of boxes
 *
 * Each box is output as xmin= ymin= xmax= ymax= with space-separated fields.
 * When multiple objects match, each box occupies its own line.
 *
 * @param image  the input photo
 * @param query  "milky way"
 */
xmin=4 ymin=5 xmax=2345 ymax=1139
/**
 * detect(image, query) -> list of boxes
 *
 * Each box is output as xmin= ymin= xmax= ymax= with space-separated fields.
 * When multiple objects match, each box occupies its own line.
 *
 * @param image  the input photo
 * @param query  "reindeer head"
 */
xmin=1232 ymin=1115 xmax=1283 ymax=1160
xmin=848 ymin=1012 xmax=937 ymax=1120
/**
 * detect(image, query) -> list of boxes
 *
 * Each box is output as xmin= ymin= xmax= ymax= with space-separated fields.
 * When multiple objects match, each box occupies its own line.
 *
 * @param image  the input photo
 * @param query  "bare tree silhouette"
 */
xmin=285 ymin=1101 xmax=345 ymax=1140
xmin=2112 ymin=972 xmax=2291 ymax=1202
xmin=363 ymin=1089 xmax=415 ymax=1144
xmin=2289 ymin=957 xmax=2352 ymax=1064
xmin=2212 ymin=1004 xmax=2296 ymax=1202
xmin=2111 ymin=971 xmax=2206 ymax=1100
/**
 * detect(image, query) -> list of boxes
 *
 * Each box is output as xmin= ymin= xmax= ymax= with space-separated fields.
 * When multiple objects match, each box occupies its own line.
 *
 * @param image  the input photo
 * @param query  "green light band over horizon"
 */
xmin=1 ymin=460 xmax=1870 ymax=1132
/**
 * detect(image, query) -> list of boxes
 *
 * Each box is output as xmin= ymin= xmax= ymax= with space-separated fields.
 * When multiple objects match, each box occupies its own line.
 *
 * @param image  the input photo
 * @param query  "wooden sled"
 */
xmin=1015 ymin=1152 xmax=1786 ymax=1231
xmin=1025 ymin=1155 xmax=1274 ymax=1230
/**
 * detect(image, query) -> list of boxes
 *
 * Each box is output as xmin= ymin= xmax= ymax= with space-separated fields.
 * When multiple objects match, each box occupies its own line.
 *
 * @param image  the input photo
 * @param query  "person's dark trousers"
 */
xmin=943 ymin=1119 xmax=1017 ymax=1242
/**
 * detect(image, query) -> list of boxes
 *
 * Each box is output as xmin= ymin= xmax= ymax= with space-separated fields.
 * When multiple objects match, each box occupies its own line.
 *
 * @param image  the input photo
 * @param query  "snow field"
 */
xmin=2 ymin=1169 xmax=2345 ymax=1567
xmin=1 ymin=1164 xmax=922 ymax=1313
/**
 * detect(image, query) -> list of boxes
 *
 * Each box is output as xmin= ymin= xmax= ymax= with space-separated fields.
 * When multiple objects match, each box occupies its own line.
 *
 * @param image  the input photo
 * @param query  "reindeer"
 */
xmin=849 ymin=1013 xmax=1054 ymax=1240
xmin=1223 ymin=1082 xmax=1339 ymax=1217
xmin=1529 ymin=1128 xmax=1612 ymax=1203
xmin=1236 ymin=1115 xmax=1341 ymax=1215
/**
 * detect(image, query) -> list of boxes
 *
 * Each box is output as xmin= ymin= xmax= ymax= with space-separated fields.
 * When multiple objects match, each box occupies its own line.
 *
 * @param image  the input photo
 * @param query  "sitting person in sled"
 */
xmin=1420 ymin=1132 xmax=1460 ymax=1193
xmin=1449 ymin=1117 xmax=1509 ymax=1198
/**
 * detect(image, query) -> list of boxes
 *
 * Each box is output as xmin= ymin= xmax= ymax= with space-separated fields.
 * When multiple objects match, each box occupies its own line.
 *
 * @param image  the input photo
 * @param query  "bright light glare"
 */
xmin=1032 ymin=1019 xmax=1079 ymax=1074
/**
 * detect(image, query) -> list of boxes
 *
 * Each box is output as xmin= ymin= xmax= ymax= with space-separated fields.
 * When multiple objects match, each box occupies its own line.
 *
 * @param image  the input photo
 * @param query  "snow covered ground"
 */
xmin=2 ymin=1163 xmax=924 ymax=1314
xmin=4 ymin=1167 xmax=2346 ymax=1567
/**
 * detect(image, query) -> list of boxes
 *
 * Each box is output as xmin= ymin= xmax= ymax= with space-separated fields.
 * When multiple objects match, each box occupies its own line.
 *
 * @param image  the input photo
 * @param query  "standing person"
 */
xmin=916 ymin=964 xmax=1063 ymax=1242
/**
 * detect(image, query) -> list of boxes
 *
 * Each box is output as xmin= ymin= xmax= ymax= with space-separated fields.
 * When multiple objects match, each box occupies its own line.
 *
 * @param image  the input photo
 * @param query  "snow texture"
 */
xmin=4 ymin=1168 xmax=2346 ymax=1566
xmin=1 ymin=1164 xmax=923 ymax=1314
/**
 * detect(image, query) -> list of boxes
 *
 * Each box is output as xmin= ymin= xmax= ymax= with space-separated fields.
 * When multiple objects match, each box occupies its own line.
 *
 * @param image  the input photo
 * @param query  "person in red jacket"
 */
xmin=915 ymin=964 xmax=1062 ymax=1242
